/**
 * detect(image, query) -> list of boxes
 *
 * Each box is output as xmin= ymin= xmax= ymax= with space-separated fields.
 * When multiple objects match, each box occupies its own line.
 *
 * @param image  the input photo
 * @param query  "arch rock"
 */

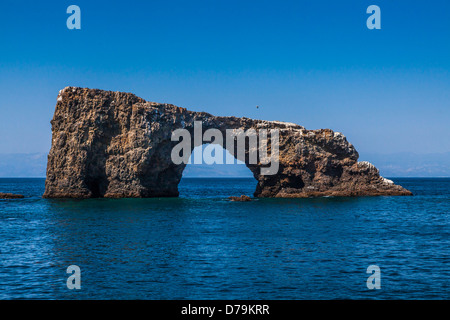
xmin=43 ymin=87 xmax=412 ymax=198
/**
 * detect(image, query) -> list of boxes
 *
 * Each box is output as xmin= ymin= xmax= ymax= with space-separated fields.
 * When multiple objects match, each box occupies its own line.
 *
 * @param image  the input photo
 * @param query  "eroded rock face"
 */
xmin=43 ymin=87 xmax=412 ymax=198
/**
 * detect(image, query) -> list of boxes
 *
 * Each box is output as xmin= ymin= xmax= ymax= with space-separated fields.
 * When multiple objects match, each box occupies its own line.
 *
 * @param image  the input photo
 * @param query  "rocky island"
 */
xmin=43 ymin=87 xmax=412 ymax=198
xmin=0 ymin=193 xmax=25 ymax=199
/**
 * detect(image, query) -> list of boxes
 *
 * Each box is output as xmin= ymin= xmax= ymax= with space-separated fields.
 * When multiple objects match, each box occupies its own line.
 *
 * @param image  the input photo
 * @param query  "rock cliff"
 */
xmin=43 ymin=87 xmax=412 ymax=198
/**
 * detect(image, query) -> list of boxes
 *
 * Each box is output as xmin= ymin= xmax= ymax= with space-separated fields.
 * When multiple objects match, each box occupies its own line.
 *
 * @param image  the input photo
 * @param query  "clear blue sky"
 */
xmin=0 ymin=0 xmax=449 ymax=157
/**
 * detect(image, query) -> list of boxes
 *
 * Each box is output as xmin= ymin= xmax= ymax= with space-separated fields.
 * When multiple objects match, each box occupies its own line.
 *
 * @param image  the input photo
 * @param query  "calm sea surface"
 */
xmin=0 ymin=178 xmax=448 ymax=299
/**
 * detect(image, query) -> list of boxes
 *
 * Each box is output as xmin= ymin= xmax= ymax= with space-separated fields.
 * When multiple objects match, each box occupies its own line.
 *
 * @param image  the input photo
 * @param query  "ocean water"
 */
xmin=0 ymin=178 xmax=448 ymax=300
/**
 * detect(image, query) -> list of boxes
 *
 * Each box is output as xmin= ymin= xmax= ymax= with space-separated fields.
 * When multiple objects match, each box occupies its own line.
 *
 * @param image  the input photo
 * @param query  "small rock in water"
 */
xmin=229 ymin=195 xmax=252 ymax=202
xmin=0 ymin=193 xmax=24 ymax=199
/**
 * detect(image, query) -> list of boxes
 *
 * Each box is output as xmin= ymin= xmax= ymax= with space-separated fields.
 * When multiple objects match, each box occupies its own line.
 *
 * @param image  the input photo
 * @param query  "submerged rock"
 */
xmin=0 ymin=193 xmax=24 ymax=199
xmin=43 ymin=87 xmax=412 ymax=198
xmin=229 ymin=195 xmax=252 ymax=202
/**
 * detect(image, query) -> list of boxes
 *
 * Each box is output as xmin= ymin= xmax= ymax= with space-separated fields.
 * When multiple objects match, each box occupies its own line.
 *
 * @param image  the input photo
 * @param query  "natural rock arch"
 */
xmin=43 ymin=87 xmax=412 ymax=198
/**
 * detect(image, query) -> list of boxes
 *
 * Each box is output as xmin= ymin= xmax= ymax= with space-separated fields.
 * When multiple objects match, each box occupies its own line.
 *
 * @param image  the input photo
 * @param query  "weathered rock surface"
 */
xmin=229 ymin=195 xmax=252 ymax=202
xmin=0 ymin=193 xmax=24 ymax=199
xmin=44 ymin=87 xmax=412 ymax=198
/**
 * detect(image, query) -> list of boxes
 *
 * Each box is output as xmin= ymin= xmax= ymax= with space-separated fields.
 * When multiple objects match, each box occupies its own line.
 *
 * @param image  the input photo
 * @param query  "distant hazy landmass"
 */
xmin=0 ymin=152 xmax=448 ymax=178
xmin=359 ymin=152 xmax=450 ymax=177
xmin=182 ymin=162 xmax=254 ymax=178
xmin=0 ymin=153 xmax=48 ymax=177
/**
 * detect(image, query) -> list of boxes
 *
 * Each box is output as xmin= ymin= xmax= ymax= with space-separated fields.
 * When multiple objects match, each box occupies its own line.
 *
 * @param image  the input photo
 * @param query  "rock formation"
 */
xmin=0 ymin=193 xmax=24 ymax=199
xmin=43 ymin=87 xmax=412 ymax=198
xmin=229 ymin=195 xmax=252 ymax=202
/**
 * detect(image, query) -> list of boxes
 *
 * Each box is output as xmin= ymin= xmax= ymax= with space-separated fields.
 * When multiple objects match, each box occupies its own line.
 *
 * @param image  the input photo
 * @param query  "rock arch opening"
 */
xmin=182 ymin=144 xmax=254 ymax=178
xmin=179 ymin=144 xmax=258 ymax=198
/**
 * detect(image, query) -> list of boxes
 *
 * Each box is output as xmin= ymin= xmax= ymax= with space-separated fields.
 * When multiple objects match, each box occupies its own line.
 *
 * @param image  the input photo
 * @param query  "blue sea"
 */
xmin=0 ymin=178 xmax=448 ymax=300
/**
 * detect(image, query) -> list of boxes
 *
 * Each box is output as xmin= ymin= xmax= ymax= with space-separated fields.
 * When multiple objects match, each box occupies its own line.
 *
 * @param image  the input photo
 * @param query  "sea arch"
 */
xmin=43 ymin=87 xmax=412 ymax=198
